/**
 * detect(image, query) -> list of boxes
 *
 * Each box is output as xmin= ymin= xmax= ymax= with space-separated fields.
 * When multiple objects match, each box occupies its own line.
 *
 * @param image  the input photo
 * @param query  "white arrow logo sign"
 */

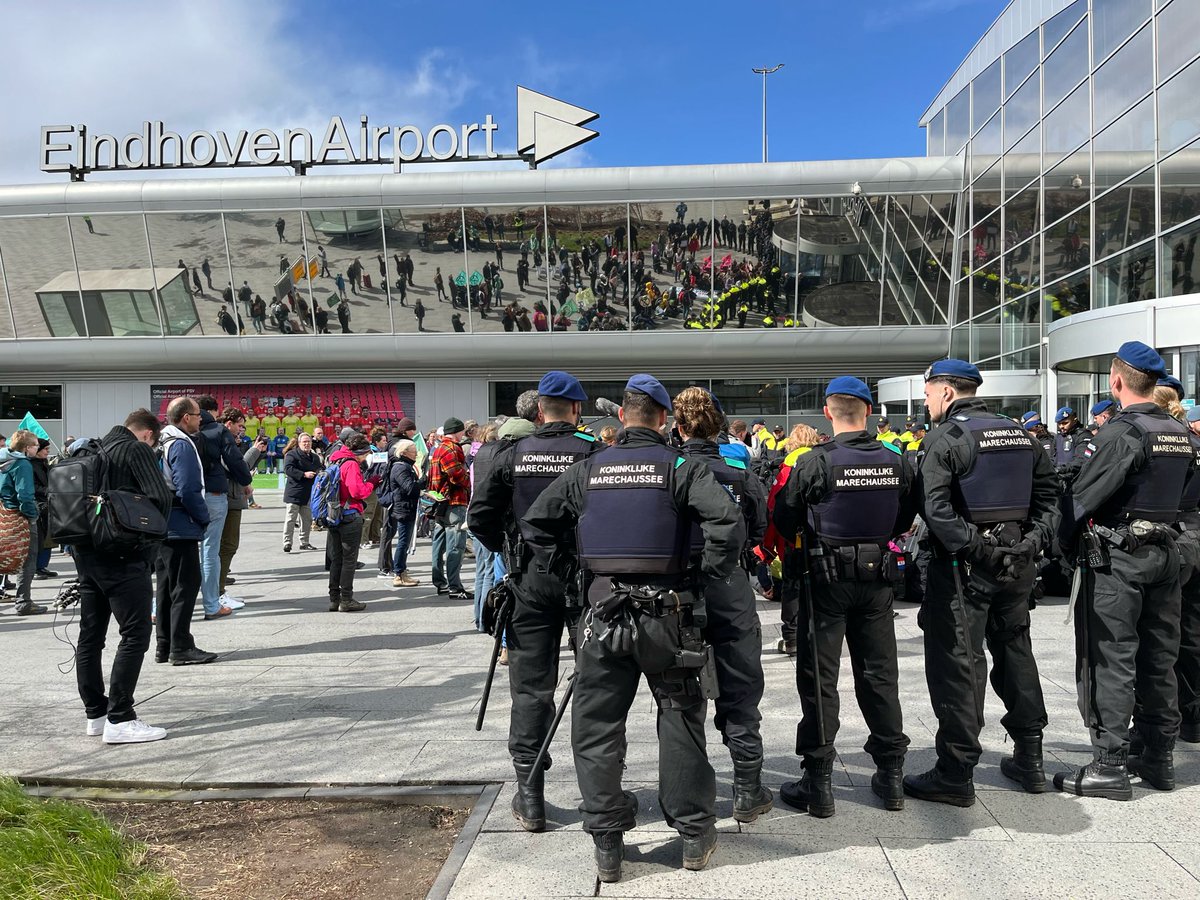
xmin=516 ymin=86 xmax=599 ymax=165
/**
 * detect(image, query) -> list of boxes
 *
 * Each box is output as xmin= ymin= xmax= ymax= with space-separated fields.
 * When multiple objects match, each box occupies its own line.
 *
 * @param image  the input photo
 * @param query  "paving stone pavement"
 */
xmin=2 ymin=499 xmax=1199 ymax=898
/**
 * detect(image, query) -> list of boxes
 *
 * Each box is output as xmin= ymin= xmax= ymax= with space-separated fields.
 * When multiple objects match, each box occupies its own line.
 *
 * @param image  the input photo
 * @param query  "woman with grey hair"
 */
xmin=388 ymin=439 xmax=425 ymax=587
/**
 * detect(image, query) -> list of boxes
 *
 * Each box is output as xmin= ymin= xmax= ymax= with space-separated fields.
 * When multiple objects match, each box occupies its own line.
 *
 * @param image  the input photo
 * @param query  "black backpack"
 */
xmin=750 ymin=449 xmax=784 ymax=491
xmin=48 ymin=441 xmax=167 ymax=551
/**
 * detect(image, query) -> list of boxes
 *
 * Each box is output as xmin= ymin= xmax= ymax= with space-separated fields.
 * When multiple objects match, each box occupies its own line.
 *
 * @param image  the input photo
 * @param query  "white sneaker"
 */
xmin=220 ymin=594 xmax=245 ymax=610
xmin=86 ymin=716 xmax=105 ymax=736
xmin=103 ymin=719 xmax=167 ymax=744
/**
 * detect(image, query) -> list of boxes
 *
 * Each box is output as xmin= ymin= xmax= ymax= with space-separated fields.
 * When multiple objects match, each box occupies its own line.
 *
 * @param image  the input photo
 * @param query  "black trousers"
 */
xmin=703 ymin=572 xmax=765 ymax=760
xmin=796 ymin=576 xmax=909 ymax=765
xmin=507 ymin=568 xmax=573 ymax=764
xmin=1174 ymin=530 xmax=1200 ymax=728
xmin=572 ymin=609 xmax=715 ymax=838
xmin=155 ymin=539 xmax=201 ymax=657
xmin=327 ymin=516 xmax=364 ymax=602
xmin=922 ymin=555 xmax=1046 ymax=775
xmin=75 ymin=546 xmax=154 ymax=724
xmin=377 ymin=516 xmax=396 ymax=573
xmin=779 ymin=550 xmax=801 ymax=645
xmin=1079 ymin=543 xmax=1181 ymax=756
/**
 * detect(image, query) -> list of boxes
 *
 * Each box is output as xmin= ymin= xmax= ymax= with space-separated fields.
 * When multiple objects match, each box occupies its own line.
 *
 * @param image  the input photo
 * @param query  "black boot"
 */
xmin=681 ymin=826 xmax=718 ymax=871
xmin=870 ymin=760 xmax=905 ymax=811
xmin=1000 ymin=736 xmax=1047 ymax=793
xmin=1182 ymin=721 xmax=1200 ymax=744
xmin=593 ymin=831 xmax=623 ymax=883
xmin=1129 ymin=747 xmax=1175 ymax=791
xmin=779 ymin=756 xmax=835 ymax=818
xmin=731 ymin=755 xmax=774 ymax=823
xmin=511 ymin=761 xmax=546 ymax=832
xmin=903 ymin=765 xmax=975 ymax=808
xmin=1053 ymin=756 xmax=1132 ymax=801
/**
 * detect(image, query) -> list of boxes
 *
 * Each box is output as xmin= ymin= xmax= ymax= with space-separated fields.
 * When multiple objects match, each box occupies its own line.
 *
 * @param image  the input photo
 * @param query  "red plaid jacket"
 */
xmin=429 ymin=437 xmax=470 ymax=506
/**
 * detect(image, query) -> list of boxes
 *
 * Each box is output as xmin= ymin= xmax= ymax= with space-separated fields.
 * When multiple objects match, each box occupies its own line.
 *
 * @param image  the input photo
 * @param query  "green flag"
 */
xmin=413 ymin=429 xmax=429 ymax=467
xmin=18 ymin=412 xmax=49 ymax=440
xmin=560 ymin=297 xmax=578 ymax=318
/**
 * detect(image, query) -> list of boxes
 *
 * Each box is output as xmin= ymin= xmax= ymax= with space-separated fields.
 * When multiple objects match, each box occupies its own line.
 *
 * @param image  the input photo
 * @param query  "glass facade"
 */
xmin=925 ymin=0 xmax=1200 ymax=371
xmin=0 ymin=192 xmax=960 ymax=340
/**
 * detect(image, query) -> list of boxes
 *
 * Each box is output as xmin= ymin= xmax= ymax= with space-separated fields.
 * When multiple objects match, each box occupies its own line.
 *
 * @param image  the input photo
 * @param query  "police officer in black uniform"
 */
xmin=1054 ymin=406 xmax=1091 ymax=480
xmin=906 ymin=359 xmax=1061 ymax=807
xmin=672 ymin=386 xmax=773 ymax=822
xmin=521 ymin=374 xmax=744 ymax=883
xmin=773 ymin=377 xmax=918 ymax=817
xmin=1055 ymin=343 xmax=1195 ymax=798
xmin=467 ymin=370 xmax=602 ymax=831
xmin=1090 ymin=399 xmax=1117 ymax=434
xmin=1021 ymin=412 xmax=1055 ymax=456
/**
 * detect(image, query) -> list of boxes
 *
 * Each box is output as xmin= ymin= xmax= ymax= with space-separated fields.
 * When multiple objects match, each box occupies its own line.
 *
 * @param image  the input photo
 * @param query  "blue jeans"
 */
xmin=472 ymin=536 xmax=496 ymax=632
xmin=200 ymin=493 xmax=228 ymax=615
xmin=391 ymin=513 xmax=417 ymax=575
xmin=431 ymin=505 xmax=467 ymax=592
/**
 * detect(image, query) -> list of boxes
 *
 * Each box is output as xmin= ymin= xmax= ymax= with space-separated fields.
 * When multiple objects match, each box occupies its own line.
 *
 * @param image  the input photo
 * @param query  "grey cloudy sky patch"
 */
xmin=0 ymin=1 xmax=478 ymax=184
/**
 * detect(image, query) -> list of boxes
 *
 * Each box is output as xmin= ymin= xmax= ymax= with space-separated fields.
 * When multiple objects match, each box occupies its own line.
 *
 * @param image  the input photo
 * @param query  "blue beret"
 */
xmin=1187 ymin=406 xmax=1200 ymax=423
xmin=1090 ymin=399 xmax=1116 ymax=417
xmin=825 ymin=376 xmax=873 ymax=405
xmin=1157 ymin=375 xmax=1184 ymax=399
xmin=1020 ymin=411 xmax=1041 ymax=429
xmin=1116 ymin=341 xmax=1167 ymax=378
xmin=625 ymin=373 xmax=673 ymax=412
xmin=537 ymin=370 xmax=587 ymax=402
xmin=924 ymin=358 xmax=982 ymax=385
xmin=704 ymin=389 xmax=724 ymax=416
xmin=1055 ymin=406 xmax=1074 ymax=423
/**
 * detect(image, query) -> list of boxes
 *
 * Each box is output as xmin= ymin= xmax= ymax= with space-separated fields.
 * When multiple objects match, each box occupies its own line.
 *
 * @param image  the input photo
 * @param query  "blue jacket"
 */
xmin=197 ymin=411 xmax=254 ymax=495
xmin=0 ymin=449 xmax=37 ymax=520
xmin=718 ymin=440 xmax=751 ymax=465
xmin=161 ymin=428 xmax=210 ymax=540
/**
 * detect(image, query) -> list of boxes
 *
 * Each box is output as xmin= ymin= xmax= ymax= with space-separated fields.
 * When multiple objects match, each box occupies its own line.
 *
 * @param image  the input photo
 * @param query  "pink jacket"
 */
xmin=330 ymin=446 xmax=375 ymax=515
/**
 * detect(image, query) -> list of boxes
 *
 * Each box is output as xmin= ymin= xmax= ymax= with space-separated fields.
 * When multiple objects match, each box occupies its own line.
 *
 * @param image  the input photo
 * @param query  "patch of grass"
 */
xmin=0 ymin=778 xmax=181 ymax=900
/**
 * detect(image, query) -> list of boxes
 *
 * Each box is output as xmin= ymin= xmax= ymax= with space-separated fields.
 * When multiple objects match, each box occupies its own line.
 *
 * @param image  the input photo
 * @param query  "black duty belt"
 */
xmin=612 ymin=581 xmax=693 ymax=617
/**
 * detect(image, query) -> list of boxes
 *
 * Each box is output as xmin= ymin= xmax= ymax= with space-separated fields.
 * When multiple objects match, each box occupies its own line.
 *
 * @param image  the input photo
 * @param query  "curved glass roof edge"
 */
xmin=0 ymin=158 xmax=967 ymax=217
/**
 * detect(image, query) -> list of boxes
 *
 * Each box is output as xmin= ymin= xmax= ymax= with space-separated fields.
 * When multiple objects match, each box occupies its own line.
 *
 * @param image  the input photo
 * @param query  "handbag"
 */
xmin=0 ymin=505 xmax=31 ymax=575
xmin=90 ymin=491 xmax=168 ymax=552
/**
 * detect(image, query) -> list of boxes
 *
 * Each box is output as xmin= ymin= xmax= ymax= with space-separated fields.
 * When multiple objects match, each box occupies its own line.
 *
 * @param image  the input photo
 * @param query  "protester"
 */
xmin=428 ymin=418 xmax=471 ymax=599
xmin=0 ymin=430 xmax=46 ymax=615
xmin=218 ymin=408 xmax=262 ymax=610
xmin=325 ymin=433 xmax=377 ymax=612
xmin=282 ymin=432 xmax=322 ymax=552
xmin=388 ymin=439 xmax=425 ymax=587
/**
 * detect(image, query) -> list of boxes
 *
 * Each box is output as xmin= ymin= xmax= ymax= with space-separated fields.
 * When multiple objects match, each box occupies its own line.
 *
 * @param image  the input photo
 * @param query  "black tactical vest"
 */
xmin=511 ymin=430 xmax=596 ymax=537
xmin=577 ymin=444 xmax=688 ymax=576
xmin=1181 ymin=433 xmax=1200 ymax=520
xmin=687 ymin=454 xmax=747 ymax=553
xmin=1103 ymin=410 xmax=1193 ymax=523
xmin=949 ymin=415 xmax=1034 ymax=524
xmin=1054 ymin=427 xmax=1083 ymax=466
xmin=807 ymin=441 xmax=903 ymax=546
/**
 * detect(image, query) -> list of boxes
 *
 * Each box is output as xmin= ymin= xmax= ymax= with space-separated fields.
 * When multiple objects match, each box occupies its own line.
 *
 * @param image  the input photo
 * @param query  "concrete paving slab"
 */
xmin=445 ymin=832 xmax=598 ymax=899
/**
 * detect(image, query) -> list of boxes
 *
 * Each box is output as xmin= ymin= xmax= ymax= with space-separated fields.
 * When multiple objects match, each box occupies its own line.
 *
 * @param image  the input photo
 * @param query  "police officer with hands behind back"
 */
xmin=673 ymin=386 xmax=773 ymax=823
xmin=467 ymin=370 xmax=602 ymax=833
xmin=773 ymin=377 xmax=917 ymax=818
xmin=521 ymin=374 xmax=745 ymax=883
xmin=1055 ymin=342 xmax=1195 ymax=800
xmin=907 ymin=359 xmax=1061 ymax=808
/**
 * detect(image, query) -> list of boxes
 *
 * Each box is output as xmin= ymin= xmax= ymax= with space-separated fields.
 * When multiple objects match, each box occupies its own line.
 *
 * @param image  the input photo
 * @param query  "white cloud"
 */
xmin=0 ymin=1 xmax=477 ymax=184
xmin=865 ymin=0 xmax=991 ymax=30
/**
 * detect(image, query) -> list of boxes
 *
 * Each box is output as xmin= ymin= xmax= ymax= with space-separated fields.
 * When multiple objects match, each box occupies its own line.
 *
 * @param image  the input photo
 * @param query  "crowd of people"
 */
xmin=2 ymin=344 xmax=1198 ymax=881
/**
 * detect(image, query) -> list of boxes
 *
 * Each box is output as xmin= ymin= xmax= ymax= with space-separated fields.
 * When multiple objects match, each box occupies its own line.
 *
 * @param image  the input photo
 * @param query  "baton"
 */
xmin=949 ymin=556 xmax=984 ymax=728
xmin=475 ymin=599 xmax=513 ymax=731
xmin=532 ymin=671 xmax=576 ymax=775
xmin=801 ymin=537 xmax=827 ymax=747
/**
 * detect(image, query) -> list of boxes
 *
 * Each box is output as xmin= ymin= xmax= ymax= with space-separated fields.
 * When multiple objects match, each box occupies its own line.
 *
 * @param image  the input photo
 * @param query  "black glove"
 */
xmin=997 ymin=538 xmax=1036 ymax=583
xmin=966 ymin=531 xmax=1007 ymax=573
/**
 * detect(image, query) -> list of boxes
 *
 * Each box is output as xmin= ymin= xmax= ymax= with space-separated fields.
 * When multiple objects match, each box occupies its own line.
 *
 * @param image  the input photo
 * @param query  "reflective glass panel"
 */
xmin=380 ymin=205 xmax=468 ymax=335
xmin=0 ymin=243 xmax=13 ymax=339
xmin=1093 ymin=24 xmax=1153 ymax=130
xmin=144 ymin=213 xmax=230 ymax=336
xmin=1005 ymin=72 xmax=1041 ymax=150
xmin=1043 ymin=269 xmax=1091 ymax=321
xmin=1160 ymin=140 xmax=1200 ymax=230
xmin=1004 ymin=239 xmax=1041 ymax=301
xmin=0 ymin=217 xmax=81 ymax=337
xmin=1094 ymin=95 xmax=1155 ymax=165
xmin=946 ymin=87 xmax=971 ymax=153
xmin=1006 ymin=181 xmax=1041 ymax=243
xmin=1005 ymin=125 xmax=1040 ymax=195
xmin=928 ymin=110 xmax=945 ymax=155
xmin=1158 ymin=0 xmax=1200 ymax=82
xmin=1044 ymin=150 xmax=1091 ymax=224
xmin=1043 ymin=82 xmax=1090 ymax=161
xmin=1043 ymin=0 xmax=1087 ymax=54
xmin=1094 ymin=169 xmax=1156 ymax=258
xmin=973 ymin=60 xmax=1002 ymax=132
xmin=715 ymin=379 xmax=785 ymax=419
xmin=1093 ymin=0 xmax=1151 ymax=63
xmin=1162 ymin=217 xmax=1200 ymax=297
xmin=1044 ymin=207 xmax=1090 ymax=283
xmin=1004 ymin=30 xmax=1040 ymax=99
xmin=1043 ymin=20 xmax=1087 ymax=111
xmin=464 ymin=205 xmax=536 ymax=334
xmin=1159 ymin=57 xmax=1200 ymax=155
xmin=66 ymin=214 xmax=161 ymax=338
xmin=973 ymin=112 xmax=1002 ymax=159
xmin=1001 ymin=345 xmax=1041 ymax=370
xmin=1093 ymin=240 xmax=1156 ymax=306
xmin=222 ymin=211 xmax=315 ymax=335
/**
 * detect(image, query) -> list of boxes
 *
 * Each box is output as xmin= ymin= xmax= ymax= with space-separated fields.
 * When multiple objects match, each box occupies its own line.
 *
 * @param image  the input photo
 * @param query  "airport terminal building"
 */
xmin=0 ymin=0 xmax=1197 ymax=438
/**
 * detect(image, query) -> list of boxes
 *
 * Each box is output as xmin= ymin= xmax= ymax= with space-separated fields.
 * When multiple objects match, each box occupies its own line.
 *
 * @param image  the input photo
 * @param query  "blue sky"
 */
xmin=1 ymin=0 xmax=1003 ymax=182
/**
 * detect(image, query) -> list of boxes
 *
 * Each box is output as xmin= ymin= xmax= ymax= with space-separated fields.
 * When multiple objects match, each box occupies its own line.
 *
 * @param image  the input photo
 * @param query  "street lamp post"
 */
xmin=751 ymin=64 xmax=784 ymax=163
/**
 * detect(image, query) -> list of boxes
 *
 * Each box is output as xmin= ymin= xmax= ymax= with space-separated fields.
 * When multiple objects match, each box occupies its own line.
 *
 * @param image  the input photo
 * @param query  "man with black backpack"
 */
xmin=74 ymin=409 xmax=174 ymax=743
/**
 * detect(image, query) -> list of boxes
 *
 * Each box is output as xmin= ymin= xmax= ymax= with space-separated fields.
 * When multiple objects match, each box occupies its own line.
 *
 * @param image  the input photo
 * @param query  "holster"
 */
xmin=815 ymin=542 xmax=887 ymax=583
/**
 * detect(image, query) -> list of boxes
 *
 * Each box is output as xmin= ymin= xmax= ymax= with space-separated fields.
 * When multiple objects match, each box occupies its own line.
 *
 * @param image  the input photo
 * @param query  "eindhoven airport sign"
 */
xmin=40 ymin=87 xmax=598 ymax=179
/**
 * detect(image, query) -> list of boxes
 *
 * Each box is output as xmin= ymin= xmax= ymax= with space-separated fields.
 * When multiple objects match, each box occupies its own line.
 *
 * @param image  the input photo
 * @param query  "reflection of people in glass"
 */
xmin=414 ymin=298 xmax=425 ymax=332
xmin=451 ymin=313 xmax=465 ymax=333
xmin=318 ymin=245 xmax=329 ymax=277
xmin=275 ymin=216 xmax=286 ymax=243
xmin=337 ymin=298 xmax=352 ymax=334
xmin=435 ymin=268 xmax=446 ymax=302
